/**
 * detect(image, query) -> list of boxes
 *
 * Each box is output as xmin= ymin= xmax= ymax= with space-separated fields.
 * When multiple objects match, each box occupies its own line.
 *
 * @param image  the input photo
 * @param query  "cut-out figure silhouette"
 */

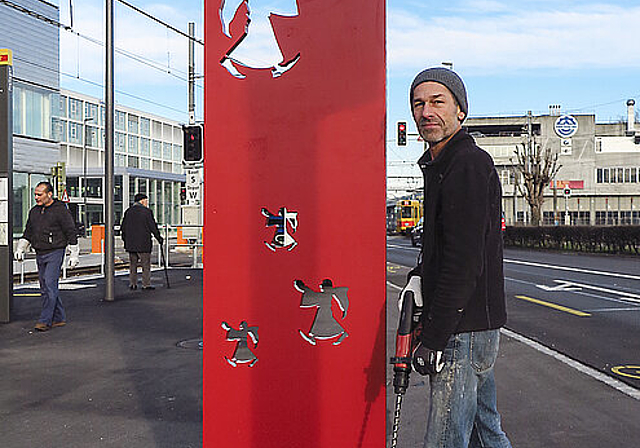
xmin=222 ymin=321 xmax=260 ymax=367
xmin=294 ymin=279 xmax=349 ymax=346
xmin=219 ymin=0 xmax=301 ymax=78
xmin=261 ymin=207 xmax=298 ymax=251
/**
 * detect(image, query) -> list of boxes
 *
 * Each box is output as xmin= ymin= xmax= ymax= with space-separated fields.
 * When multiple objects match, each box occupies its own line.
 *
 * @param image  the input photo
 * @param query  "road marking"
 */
xmin=584 ymin=307 xmax=640 ymax=313
xmin=386 ymin=280 xmax=640 ymax=399
xmin=536 ymin=280 xmax=582 ymax=292
xmin=501 ymin=328 xmax=640 ymax=401
xmin=14 ymin=293 xmax=40 ymax=297
xmin=387 ymin=244 xmax=419 ymax=251
xmin=507 ymin=276 xmax=640 ymax=308
xmin=612 ymin=365 xmax=640 ymax=380
xmin=515 ymin=295 xmax=591 ymax=317
xmin=505 ymin=259 xmax=640 ymax=281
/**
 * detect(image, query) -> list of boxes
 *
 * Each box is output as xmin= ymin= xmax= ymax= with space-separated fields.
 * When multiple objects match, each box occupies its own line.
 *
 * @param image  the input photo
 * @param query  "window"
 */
xmin=140 ymin=138 xmax=151 ymax=156
xmin=596 ymin=168 xmax=603 ymax=184
xmin=116 ymin=154 xmax=126 ymax=167
xmin=617 ymin=168 xmax=624 ymax=184
xmin=127 ymin=156 xmax=139 ymax=168
xmin=116 ymin=132 xmax=126 ymax=152
xmin=620 ymin=211 xmax=632 ymax=225
xmin=69 ymin=98 xmax=82 ymax=121
xmin=152 ymin=140 xmax=162 ymax=158
xmin=624 ymin=168 xmax=631 ymax=183
xmin=115 ymin=111 xmax=126 ymax=131
xmin=128 ymin=114 xmax=139 ymax=134
xmin=69 ymin=122 xmax=83 ymax=144
xmin=163 ymin=142 xmax=172 ymax=160
xmin=631 ymin=168 xmax=638 ymax=183
xmin=128 ymin=135 xmax=139 ymax=154
xmin=85 ymin=102 xmax=99 ymax=121
xmin=59 ymin=95 xmax=68 ymax=118
xmin=140 ymin=158 xmax=151 ymax=170
xmin=173 ymin=144 xmax=182 ymax=162
xmin=140 ymin=117 xmax=151 ymax=136
xmin=86 ymin=125 xmax=100 ymax=148
xmin=603 ymin=168 xmax=610 ymax=183
xmin=85 ymin=178 xmax=103 ymax=198
xmin=152 ymin=120 xmax=162 ymax=138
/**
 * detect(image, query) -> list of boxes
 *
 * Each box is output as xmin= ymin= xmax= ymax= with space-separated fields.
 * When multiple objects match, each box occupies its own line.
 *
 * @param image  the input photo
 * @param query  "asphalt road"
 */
xmin=387 ymin=235 xmax=640 ymax=388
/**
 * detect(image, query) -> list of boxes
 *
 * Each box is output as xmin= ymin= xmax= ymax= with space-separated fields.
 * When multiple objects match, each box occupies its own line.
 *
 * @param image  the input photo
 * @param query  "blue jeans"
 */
xmin=36 ymin=249 xmax=66 ymax=325
xmin=424 ymin=329 xmax=512 ymax=448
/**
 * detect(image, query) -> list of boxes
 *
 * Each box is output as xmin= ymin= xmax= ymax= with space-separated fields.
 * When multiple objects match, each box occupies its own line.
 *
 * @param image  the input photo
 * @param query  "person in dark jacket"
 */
xmin=398 ymin=67 xmax=512 ymax=448
xmin=121 ymin=193 xmax=163 ymax=290
xmin=14 ymin=181 xmax=80 ymax=331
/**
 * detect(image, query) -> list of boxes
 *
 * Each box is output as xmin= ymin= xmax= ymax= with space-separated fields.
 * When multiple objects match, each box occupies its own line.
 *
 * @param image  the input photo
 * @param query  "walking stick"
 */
xmin=160 ymin=242 xmax=170 ymax=289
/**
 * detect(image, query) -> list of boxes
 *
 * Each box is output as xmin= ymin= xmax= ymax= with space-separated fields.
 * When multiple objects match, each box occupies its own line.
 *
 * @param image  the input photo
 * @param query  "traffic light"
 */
xmin=180 ymin=183 xmax=187 ymax=203
xmin=183 ymin=124 xmax=203 ymax=163
xmin=397 ymin=121 xmax=407 ymax=146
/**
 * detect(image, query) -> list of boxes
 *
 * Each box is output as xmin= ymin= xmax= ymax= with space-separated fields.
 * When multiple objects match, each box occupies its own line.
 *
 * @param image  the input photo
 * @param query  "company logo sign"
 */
xmin=554 ymin=115 xmax=579 ymax=138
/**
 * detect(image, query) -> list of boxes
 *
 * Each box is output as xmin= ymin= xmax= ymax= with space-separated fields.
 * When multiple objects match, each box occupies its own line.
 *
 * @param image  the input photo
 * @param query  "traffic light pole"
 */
xmin=0 ymin=49 xmax=14 ymax=322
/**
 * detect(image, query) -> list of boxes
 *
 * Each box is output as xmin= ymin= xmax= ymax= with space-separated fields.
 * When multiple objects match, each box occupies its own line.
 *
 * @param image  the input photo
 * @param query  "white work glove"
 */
xmin=68 ymin=244 xmax=80 ymax=268
xmin=14 ymin=238 xmax=31 ymax=262
xmin=398 ymin=275 xmax=423 ymax=311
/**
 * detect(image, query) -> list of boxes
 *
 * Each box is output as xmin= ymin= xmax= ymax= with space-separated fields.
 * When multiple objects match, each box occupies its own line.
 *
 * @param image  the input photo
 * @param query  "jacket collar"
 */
xmin=417 ymin=128 xmax=470 ymax=169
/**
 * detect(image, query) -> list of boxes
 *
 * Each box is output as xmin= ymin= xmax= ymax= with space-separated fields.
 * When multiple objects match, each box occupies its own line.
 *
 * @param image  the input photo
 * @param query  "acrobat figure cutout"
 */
xmin=219 ymin=0 xmax=301 ymax=79
xmin=294 ymin=279 xmax=349 ymax=346
xmin=222 ymin=321 xmax=260 ymax=367
xmin=261 ymin=207 xmax=298 ymax=251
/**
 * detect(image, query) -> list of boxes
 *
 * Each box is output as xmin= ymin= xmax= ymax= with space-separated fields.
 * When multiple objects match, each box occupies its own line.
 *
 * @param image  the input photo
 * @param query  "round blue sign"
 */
xmin=554 ymin=115 xmax=578 ymax=138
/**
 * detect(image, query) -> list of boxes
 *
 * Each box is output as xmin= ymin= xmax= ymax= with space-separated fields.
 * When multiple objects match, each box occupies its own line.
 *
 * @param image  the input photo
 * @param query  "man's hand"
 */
xmin=412 ymin=342 xmax=445 ymax=376
xmin=14 ymin=238 xmax=30 ymax=262
xmin=68 ymin=244 xmax=80 ymax=268
xmin=398 ymin=276 xmax=423 ymax=311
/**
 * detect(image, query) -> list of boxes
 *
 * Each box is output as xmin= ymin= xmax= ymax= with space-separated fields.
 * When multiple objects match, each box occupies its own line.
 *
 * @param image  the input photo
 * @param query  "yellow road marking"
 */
xmin=611 ymin=365 xmax=640 ymax=380
xmin=515 ymin=295 xmax=591 ymax=317
xmin=14 ymin=293 xmax=41 ymax=297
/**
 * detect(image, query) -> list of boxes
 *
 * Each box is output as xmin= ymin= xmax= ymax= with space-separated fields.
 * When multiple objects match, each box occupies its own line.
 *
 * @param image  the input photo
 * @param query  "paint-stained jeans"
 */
xmin=36 ymin=248 xmax=66 ymax=325
xmin=424 ymin=329 xmax=512 ymax=448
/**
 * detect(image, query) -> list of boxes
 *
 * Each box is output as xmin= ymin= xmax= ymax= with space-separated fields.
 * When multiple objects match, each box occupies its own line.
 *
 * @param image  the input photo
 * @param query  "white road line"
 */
xmin=505 ymin=276 xmax=640 ymax=308
xmin=504 ymin=259 xmax=640 ymax=281
xmin=501 ymin=328 xmax=640 ymax=401
xmin=387 ymin=244 xmax=420 ymax=251
xmin=386 ymin=280 xmax=640 ymax=401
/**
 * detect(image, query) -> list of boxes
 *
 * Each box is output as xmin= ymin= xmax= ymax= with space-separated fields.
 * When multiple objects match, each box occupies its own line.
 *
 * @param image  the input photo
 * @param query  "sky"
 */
xmin=54 ymin=0 xmax=640 ymax=164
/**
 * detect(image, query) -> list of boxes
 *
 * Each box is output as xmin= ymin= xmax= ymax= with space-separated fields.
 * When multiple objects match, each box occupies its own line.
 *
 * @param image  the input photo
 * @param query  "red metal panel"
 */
xmin=203 ymin=1 xmax=386 ymax=447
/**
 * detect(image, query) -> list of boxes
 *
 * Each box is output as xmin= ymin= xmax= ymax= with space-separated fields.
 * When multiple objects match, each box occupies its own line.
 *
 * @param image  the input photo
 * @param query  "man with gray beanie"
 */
xmin=121 ymin=193 xmax=163 ymax=290
xmin=398 ymin=67 xmax=512 ymax=448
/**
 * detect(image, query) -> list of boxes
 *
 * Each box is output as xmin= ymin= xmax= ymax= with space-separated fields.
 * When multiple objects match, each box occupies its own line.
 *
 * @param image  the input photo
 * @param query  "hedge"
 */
xmin=503 ymin=226 xmax=640 ymax=255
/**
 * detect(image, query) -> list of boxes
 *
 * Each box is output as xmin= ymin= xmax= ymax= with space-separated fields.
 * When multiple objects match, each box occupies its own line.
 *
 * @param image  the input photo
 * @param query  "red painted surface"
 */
xmin=203 ymin=1 xmax=386 ymax=447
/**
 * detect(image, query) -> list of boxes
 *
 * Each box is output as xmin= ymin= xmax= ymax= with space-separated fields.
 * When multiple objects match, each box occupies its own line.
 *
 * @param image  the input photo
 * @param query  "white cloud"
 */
xmin=388 ymin=4 xmax=640 ymax=74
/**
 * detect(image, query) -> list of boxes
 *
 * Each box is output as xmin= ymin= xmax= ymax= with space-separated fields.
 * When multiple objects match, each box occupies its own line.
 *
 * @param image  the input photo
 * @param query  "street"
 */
xmin=386 ymin=235 xmax=640 ymax=447
xmin=387 ymin=235 xmax=640 ymax=388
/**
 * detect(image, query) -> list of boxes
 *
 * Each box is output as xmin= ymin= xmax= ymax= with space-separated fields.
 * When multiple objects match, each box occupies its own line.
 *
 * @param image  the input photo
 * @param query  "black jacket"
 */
xmin=121 ymin=202 xmax=162 ymax=253
xmin=22 ymin=200 xmax=78 ymax=254
xmin=410 ymin=129 xmax=507 ymax=351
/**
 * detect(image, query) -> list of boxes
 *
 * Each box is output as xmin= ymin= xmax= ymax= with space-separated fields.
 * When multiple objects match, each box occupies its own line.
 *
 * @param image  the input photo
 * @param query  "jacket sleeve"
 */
xmin=419 ymin=154 xmax=491 ymax=350
xmin=120 ymin=210 xmax=128 ymax=242
xmin=147 ymin=209 xmax=162 ymax=243
xmin=60 ymin=205 xmax=79 ymax=246
xmin=22 ymin=210 xmax=34 ymax=244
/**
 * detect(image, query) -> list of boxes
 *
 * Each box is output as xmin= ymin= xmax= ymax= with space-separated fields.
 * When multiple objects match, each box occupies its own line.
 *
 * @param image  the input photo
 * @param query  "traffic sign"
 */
xmin=563 ymin=187 xmax=571 ymax=197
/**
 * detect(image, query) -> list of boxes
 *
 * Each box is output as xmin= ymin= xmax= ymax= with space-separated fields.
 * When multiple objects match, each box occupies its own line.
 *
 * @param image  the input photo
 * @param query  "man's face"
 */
xmin=412 ymin=82 xmax=464 ymax=145
xmin=34 ymin=185 xmax=53 ymax=206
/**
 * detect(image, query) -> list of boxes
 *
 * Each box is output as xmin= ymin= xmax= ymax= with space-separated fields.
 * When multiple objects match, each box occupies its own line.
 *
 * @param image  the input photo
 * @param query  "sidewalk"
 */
xmin=2 ymin=265 xmax=640 ymax=447
xmin=0 ymin=269 xmax=202 ymax=448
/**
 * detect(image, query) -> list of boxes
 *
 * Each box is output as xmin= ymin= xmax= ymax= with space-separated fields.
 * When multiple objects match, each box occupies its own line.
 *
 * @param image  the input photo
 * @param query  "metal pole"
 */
xmin=83 ymin=117 xmax=93 ymax=234
xmin=0 ymin=49 xmax=13 ymax=322
xmin=188 ymin=22 xmax=196 ymax=125
xmin=104 ymin=0 xmax=115 ymax=301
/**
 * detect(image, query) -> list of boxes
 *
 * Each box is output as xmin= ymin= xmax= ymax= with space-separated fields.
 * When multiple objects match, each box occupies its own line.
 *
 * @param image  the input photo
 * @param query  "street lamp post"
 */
xmin=83 ymin=117 xmax=93 ymax=234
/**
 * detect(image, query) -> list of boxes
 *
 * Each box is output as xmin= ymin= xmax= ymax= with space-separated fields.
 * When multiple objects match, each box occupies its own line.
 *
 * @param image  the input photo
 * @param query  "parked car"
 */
xmin=411 ymin=217 xmax=423 ymax=247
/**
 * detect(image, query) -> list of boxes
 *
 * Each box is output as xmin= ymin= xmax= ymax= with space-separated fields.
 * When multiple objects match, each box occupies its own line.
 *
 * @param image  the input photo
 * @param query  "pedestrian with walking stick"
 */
xmin=121 ymin=193 xmax=163 ymax=290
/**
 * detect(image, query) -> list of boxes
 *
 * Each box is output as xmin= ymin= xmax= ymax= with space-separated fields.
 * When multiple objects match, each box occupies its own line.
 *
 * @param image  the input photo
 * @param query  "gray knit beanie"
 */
xmin=410 ymin=67 xmax=468 ymax=118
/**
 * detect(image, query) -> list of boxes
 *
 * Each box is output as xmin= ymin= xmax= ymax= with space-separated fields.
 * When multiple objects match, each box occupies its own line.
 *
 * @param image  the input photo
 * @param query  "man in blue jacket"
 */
xmin=398 ymin=67 xmax=512 ymax=448
xmin=14 ymin=182 xmax=80 ymax=331
xmin=121 ymin=193 xmax=163 ymax=290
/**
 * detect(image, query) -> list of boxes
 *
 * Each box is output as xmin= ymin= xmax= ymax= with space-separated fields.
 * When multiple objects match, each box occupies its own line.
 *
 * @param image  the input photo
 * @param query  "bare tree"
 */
xmin=510 ymin=112 xmax=562 ymax=226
